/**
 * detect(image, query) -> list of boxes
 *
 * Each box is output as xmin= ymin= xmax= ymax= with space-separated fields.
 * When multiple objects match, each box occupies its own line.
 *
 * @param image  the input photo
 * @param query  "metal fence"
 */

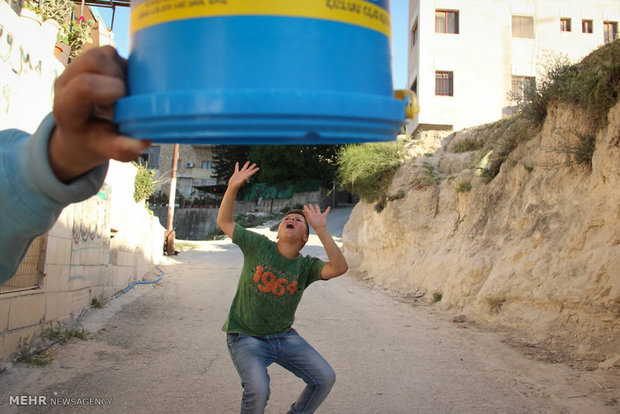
xmin=0 ymin=235 xmax=46 ymax=293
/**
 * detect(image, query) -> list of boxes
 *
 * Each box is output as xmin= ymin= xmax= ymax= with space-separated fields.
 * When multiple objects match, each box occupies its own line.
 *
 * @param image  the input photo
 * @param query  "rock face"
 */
xmin=343 ymin=102 xmax=620 ymax=363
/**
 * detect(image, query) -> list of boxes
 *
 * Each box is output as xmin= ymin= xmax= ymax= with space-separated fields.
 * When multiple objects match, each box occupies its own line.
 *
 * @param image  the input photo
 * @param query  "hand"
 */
xmin=303 ymin=204 xmax=331 ymax=231
xmin=48 ymin=46 xmax=151 ymax=182
xmin=228 ymin=161 xmax=259 ymax=189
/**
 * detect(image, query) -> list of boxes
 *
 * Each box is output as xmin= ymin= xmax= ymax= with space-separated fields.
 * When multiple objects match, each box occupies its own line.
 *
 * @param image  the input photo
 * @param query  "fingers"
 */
xmin=54 ymin=47 xmax=127 ymax=129
xmin=54 ymin=73 xmax=126 ymax=128
xmin=55 ymin=46 xmax=125 ymax=89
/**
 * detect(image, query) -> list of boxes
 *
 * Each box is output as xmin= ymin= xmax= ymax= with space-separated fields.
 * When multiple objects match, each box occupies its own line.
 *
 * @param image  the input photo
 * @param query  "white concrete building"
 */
xmin=406 ymin=0 xmax=620 ymax=135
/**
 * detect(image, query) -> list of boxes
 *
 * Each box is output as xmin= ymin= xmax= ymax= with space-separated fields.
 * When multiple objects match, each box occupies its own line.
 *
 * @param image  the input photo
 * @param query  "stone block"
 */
xmin=1 ymin=326 xmax=40 ymax=361
xmin=70 ymin=289 xmax=90 ymax=314
xmin=8 ymin=294 xmax=45 ymax=330
xmin=45 ymin=236 xmax=72 ymax=266
xmin=42 ymin=264 xmax=69 ymax=292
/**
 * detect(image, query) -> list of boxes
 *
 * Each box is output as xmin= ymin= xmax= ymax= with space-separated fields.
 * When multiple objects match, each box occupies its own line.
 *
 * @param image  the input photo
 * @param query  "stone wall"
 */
xmin=343 ymin=101 xmax=620 ymax=364
xmin=152 ymin=187 xmax=331 ymax=240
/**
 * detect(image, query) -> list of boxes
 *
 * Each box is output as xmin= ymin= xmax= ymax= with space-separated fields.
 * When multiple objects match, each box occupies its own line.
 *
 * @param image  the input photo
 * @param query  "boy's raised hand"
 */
xmin=228 ymin=161 xmax=259 ymax=189
xmin=303 ymin=204 xmax=331 ymax=231
xmin=48 ymin=46 xmax=151 ymax=182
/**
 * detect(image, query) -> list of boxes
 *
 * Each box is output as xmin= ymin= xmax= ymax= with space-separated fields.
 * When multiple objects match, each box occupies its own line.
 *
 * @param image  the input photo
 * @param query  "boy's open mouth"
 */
xmin=286 ymin=223 xmax=295 ymax=229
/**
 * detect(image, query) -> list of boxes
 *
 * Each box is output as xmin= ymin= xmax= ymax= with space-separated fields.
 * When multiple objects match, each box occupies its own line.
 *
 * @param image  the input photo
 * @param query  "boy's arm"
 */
xmin=217 ymin=161 xmax=259 ymax=238
xmin=304 ymin=204 xmax=348 ymax=280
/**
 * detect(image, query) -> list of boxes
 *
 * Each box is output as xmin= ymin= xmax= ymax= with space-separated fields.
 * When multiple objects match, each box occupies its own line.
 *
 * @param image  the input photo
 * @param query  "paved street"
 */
xmin=1 ymin=207 xmax=618 ymax=413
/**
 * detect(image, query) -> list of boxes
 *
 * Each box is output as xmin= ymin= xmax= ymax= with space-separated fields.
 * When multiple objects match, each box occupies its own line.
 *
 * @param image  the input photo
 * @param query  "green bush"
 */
xmin=455 ymin=181 xmax=472 ymax=193
xmin=520 ymin=40 xmax=620 ymax=128
xmin=133 ymin=162 xmax=155 ymax=203
xmin=336 ymin=141 xmax=404 ymax=204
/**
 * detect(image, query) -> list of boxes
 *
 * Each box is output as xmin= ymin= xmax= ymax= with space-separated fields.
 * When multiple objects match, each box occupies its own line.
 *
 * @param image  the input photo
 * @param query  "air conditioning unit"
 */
xmin=186 ymin=162 xmax=195 ymax=168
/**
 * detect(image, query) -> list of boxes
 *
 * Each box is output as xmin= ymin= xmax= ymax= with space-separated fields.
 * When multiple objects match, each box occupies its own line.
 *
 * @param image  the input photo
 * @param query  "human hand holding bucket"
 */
xmin=115 ymin=0 xmax=416 ymax=144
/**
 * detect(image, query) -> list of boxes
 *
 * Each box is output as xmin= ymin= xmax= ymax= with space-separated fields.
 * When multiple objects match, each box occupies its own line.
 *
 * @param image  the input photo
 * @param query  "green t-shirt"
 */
xmin=222 ymin=224 xmax=326 ymax=336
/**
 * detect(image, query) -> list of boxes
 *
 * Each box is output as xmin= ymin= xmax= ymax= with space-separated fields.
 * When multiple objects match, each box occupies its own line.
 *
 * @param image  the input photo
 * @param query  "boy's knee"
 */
xmin=243 ymin=381 xmax=270 ymax=406
xmin=326 ymin=368 xmax=336 ymax=388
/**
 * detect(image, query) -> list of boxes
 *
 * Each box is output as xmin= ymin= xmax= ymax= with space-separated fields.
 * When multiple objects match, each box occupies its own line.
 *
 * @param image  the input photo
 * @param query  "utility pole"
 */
xmin=165 ymin=143 xmax=179 ymax=255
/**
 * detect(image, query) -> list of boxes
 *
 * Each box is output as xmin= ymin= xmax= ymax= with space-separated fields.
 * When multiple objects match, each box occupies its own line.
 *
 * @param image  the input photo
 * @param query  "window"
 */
xmin=435 ymin=10 xmax=459 ymax=34
xmin=582 ymin=19 xmax=593 ymax=33
xmin=512 ymin=15 xmax=534 ymax=38
xmin=411 ymin=19 xmax=418 ymax=46
xmin=604 ymin=21 xmax=618 ymax=44
xmin=177 ymin=159 xmax=182 ymax=170
xmin=202 ymin=160 xmax=213 ymax=169
xmin=560 ymin=18 xmax=571 ymax=32
xmin=136 ymin=146 xmax=160 ymax=169
xmin=435 ymin=71 xmax=453 ymax=96
xmin=511 ymin=76 xmax=536 ymax=102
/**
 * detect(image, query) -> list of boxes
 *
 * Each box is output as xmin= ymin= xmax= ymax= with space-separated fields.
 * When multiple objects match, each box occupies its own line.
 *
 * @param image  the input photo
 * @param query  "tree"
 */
xmin=248 ymin=145 xmax=341 ymax=187
xmin=212 ymin=145 xmax=341 ymax=188
xmin=212 ymin=145 xmax=251 ymax=183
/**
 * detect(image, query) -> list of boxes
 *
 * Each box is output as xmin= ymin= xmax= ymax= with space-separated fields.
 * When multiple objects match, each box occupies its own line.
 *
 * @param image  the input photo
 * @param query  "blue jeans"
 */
xmin=226 ymin=328 xmax=336 ymax=414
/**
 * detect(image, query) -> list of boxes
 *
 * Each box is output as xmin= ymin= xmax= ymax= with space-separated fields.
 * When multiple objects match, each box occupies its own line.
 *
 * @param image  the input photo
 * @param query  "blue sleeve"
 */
xmin=0 ymin=114 xmax=109 ymax=284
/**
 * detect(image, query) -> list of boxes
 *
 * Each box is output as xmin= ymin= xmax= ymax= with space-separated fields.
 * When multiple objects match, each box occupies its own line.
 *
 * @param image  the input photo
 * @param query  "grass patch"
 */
xmin=432 ymin=291 xmax=443 ymax=303
xmin=337 ymin=141 xmax=405 ymax=208
xmin=175 ymin=241 xmax=200 ymax=251
xmin=91 ymin=294 xmax=106 ymax=309
xmin=452 ymin=139 xmax=484 ymax=153
xmin=455 ymin=181 xmax=472 ymax=193
xmin=16 ymin=336 xmax=53 ymax=367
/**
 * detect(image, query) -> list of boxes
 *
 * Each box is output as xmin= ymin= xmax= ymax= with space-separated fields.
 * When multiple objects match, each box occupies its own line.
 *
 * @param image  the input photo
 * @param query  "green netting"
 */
xmin=243 ymin=179 xmax=322 ymax=200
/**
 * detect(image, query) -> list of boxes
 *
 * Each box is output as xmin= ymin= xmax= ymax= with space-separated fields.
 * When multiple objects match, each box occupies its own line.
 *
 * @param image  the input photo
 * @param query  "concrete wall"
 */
xmin=152 ymin=187 xmax=331 ymax=240
xmin=0 ymin=161 xmax=165 ymax=360
xmin=406 ymin=0 xmax=620 ymax=134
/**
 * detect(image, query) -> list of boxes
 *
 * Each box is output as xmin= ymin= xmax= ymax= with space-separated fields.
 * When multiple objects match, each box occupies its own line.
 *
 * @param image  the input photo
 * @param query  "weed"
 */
xmin=64 ymin=326 xmax=90 ymax=340
xmin=432 ymin=292 xmax=443 ymax=303
xmin=422 ymin=161 xmax=441 ymax=186
xmin=91 ymin=295 xmax=106 ymax=309
xmin=452 ymin=139 xmax=484 ymax=153
xmin=42 ymin=323 xmax=65 ymax=343
xmin=486 ymin=297 xmax=506 ymax=314
xmin=16 ymin=336 xmax=52 ymax=367
xmin=546 ymin=129 xmax=597 ymax=169
xmin=455 ymin=181 xmax=472 ymax=193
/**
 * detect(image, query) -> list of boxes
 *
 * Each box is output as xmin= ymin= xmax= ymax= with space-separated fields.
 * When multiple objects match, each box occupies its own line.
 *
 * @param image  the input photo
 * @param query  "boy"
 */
xmin=217 ymin=161 xmax=348 ymax=414
xmin=0 ymin=46 xmax=151 ymax=282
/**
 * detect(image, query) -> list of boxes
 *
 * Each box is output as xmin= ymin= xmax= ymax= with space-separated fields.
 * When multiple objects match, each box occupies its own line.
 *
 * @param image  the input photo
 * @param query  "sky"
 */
xmin=94 ymin=0 xmax=409 ymax=89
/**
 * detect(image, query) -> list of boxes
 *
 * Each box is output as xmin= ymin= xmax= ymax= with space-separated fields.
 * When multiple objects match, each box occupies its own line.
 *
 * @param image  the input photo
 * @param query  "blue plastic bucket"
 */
xmin=115 ymin=0 xmax=410 ymax=144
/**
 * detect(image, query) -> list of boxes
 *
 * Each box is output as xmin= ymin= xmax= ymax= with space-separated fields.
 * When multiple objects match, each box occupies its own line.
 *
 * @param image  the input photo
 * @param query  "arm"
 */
xmin=303 ymin=204 xmax=348 ymax=280
xmin=217 ymin=161 xmax=259 ymax=238
xmin=0 ymin=47 xmax=150 ymax=284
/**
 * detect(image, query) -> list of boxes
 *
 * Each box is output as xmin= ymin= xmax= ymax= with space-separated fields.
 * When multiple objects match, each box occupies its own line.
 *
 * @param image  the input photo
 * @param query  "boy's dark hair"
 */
xmin=284 ymin=209 xmax=309 ymax=236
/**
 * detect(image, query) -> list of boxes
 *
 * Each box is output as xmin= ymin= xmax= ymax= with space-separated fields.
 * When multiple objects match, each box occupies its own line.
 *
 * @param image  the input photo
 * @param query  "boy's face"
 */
xmin=277 ymin=213 xmax=309 ymax=245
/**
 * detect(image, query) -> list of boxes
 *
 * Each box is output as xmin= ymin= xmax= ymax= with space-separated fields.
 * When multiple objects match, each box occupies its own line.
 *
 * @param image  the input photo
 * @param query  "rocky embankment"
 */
xmin=343 ymin=101 xmax=619 ymax=367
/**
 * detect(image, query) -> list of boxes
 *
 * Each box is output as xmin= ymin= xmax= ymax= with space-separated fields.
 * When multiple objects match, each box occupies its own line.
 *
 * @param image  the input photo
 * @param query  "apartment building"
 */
xmin=407 ymin=0 xmax=620 ymax=135
xmin=139 ymin=144 xmax=218 ymax=198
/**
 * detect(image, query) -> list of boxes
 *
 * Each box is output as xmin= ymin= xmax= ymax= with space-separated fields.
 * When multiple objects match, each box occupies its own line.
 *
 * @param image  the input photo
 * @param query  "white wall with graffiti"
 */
xmin=0 ymin=1 xmax=63 ymax=133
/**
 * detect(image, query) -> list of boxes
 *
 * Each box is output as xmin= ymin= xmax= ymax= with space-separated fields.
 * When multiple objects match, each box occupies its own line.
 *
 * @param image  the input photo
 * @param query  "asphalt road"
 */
xmin=1 ymin=206 xmax=618 ymax=413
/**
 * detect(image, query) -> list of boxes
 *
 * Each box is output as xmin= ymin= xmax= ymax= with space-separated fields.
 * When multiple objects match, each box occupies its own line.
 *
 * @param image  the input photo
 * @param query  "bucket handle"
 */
xmin=394 ymin=90 xmax=420 ymax=119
